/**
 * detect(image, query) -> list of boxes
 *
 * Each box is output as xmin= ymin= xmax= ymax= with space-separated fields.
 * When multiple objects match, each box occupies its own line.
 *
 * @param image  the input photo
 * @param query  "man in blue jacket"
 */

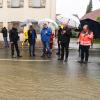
xmin=41 ymin=23 xmax=52 ymax=58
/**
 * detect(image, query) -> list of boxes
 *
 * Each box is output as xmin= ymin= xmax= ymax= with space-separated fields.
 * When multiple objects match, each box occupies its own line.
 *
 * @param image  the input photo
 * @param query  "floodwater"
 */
xmin=0 ymin=48 xmax=100 ymax=100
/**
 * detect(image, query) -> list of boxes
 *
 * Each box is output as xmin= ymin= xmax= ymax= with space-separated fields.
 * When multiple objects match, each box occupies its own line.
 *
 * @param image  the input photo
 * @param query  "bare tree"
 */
xmin=86 ymin=0 xmax=93 ymax=14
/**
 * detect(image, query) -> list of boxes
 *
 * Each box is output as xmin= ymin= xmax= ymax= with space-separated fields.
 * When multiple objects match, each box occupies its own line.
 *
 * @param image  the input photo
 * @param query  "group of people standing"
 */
xmin=1 ymin=23 xmax=53 ymax=58
xmin=56 ymin=24 xmax=93 ymax=63
xmin=22 ymin=23 xmax=53 ymax=58
xmin=1 ymin=23 xmax=93 ymax=63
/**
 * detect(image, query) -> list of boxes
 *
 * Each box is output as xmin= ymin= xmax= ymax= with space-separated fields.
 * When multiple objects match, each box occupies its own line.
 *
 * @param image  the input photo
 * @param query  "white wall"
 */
xmin=0 ymin=0 xmax=56 ymax=26
xmin=0 ymin=0 xmax=56 ymax=41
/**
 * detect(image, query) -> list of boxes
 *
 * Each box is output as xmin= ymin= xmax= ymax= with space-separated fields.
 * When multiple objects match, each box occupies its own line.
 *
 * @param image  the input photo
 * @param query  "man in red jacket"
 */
xmin=78 ymin=25 xmax=94 ymax=63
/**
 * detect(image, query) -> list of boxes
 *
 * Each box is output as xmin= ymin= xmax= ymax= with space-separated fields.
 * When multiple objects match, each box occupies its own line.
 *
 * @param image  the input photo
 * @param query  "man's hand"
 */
xmin=58 ymin=41 xmax=61 ymax=44
xmin=77 ymin=42 xmax=79 ymax=44
xmin=84 ymin=32 xmax=88 ymax=36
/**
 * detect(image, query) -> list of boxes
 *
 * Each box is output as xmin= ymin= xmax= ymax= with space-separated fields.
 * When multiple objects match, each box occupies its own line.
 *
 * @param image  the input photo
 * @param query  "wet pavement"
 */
xmin=0 ymin=48 xmax=100 ymax=100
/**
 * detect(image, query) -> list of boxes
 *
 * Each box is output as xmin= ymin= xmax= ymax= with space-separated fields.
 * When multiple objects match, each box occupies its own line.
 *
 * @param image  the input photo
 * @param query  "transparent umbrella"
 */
xmin=38 ymin=18 xmax=58 ymax=29
xmin=56 ymin=15 xmax=80 ymax=28
xmin=20 ymin=19 xmax=38 ymax=27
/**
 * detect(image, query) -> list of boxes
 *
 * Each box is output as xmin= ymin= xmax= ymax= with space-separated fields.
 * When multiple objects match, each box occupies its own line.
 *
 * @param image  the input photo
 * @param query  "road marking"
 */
xmin=0 ymin=59 xmax=99 ymax=64
xmin=0 ymin=59 xmax=51 ymax=62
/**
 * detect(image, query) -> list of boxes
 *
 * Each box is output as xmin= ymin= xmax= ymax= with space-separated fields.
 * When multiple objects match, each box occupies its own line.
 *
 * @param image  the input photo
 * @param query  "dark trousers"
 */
xmin=78 ymin=44 xmax=81 ymax=57
xmin=61 ymin=43 xmax=69 ymax=60
xmin=11 ymin=42 xmax=20 ymax=56
xmin=29 ymin=40 xmax=36 ymax=56
xmin=57 ymin=41 xmax=61 ymax=55
xmin=80 ymin=45 xmax=90 ymax=61
xmin=3 ymin=37 xmax=9 ymax=47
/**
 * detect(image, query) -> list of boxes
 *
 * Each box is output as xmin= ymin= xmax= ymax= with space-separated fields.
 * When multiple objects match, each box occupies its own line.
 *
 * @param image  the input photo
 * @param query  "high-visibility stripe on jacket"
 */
xmin=24 ymin=27 xmax=28 ymax=39
xmin=78 ymin=32 xmax=94 ymax=46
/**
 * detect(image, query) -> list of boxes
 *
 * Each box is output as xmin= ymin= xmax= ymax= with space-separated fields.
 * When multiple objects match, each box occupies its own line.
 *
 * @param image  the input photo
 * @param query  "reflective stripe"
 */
xmin=80 ymin=42 xmax=91 ymax=46
xmin=80 ymin=41 xmax=91 ymax=45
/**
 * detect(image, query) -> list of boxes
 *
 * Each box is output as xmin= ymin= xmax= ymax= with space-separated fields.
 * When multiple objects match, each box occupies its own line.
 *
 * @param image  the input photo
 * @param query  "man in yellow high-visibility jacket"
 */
xmin=22 ymin=26 xmax=29 ymax=47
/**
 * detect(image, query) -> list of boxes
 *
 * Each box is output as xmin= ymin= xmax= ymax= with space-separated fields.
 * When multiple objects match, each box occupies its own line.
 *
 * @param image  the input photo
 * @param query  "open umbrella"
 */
xmin=20 ymin=19 xmax=38 ymax=27
xmin=56 ymin=15 xmax=79 ymax=28
xmin=56 ymin=16 xmax=70 ymax=25
xmin=38 ymin=18 xmax=58 ymax=29
xmin=80 ymin=18 xmax=100 ymax=38
xmin=31 ymin=19 xmax=38 ymax=24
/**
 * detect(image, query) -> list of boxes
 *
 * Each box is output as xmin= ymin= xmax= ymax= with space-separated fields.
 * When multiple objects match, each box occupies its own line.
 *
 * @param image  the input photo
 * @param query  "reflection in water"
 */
xmin=0 ymin=49 xmax=100 ymax=99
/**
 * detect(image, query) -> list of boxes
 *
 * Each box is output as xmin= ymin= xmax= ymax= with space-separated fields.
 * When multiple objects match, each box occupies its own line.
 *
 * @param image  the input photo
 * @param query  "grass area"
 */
xmin=94 ymin=38 xmax=100 ymax=44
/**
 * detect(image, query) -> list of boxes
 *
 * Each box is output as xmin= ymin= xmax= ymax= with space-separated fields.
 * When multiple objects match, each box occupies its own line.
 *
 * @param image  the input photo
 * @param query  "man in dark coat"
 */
xmin=58 ymin=25 xmax=72 ymax=62
xmin=56 ymin=26 xmax=63 ymax=56
xmin=1 ymin=27 xmax=9 ymax=47
xmin=9 ymin=24 xmax=21 ymax=58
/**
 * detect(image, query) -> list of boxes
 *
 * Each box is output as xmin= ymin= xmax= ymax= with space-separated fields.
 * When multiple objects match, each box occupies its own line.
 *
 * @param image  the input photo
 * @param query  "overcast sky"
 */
xmin=56 ymin=0 xmax=100 ymax=18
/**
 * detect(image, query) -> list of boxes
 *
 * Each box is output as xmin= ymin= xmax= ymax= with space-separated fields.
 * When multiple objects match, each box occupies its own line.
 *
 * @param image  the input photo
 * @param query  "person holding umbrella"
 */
xmin=41 ymin=23 xmax=52 ymax=58
xmin=58 ymin=24 xmax=72 ymax=62
xmin=78 ymin=25 xmax=94 ymax=63
xmin=28 ymin=25 xmax=37 ymax=57
xmin=56 ymin=26 xmax=63 ymax=57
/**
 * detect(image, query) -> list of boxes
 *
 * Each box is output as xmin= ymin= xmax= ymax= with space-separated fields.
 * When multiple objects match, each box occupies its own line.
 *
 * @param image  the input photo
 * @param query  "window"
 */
xmin=0 ymin=0 xmax=3 ymax=8
xmin=7 ymin=0 xmax=24 ymax=8
xmin=11 ymin=0 xmax=20 ymax=8
xmin=32 ymin=0 xmax=41 ymax=7
xmin=29 ymin=0 xmax=46 ymax=8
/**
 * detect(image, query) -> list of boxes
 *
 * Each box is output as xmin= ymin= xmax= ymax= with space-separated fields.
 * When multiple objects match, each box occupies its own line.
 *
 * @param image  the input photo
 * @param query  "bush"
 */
xmin=71 ymin=30 xmax=78 ymax=38
xmin=93 ymin=38 xmax=100 ymax=44
xmin=96 ymin=17 xmax=100 ymax=23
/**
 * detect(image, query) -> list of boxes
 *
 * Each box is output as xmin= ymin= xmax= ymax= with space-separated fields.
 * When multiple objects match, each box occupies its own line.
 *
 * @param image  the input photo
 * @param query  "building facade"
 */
xmin=0 ymin=0 xmax=56 ymax=29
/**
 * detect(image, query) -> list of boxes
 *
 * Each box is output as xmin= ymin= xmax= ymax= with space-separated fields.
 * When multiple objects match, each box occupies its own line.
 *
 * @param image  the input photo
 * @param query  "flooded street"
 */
xmin=0 ymin=49 xmax=100 ymax=100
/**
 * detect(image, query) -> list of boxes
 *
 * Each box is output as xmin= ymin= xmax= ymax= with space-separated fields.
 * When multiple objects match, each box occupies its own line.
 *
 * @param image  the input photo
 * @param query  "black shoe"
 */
xmin=78 ymin=60 xmax=84 ymax=63
xmin=33 ymin=54 xmax=36 ymax=57
xmin=56 ymin=52 xmax=60 ymax=55
xmin=41 ymin=54 xmax=45 ymax=58
xmin=64 ymin=59 xmax=68 ymax=62
xmin=47 ymin=55 xmax=51 ymax=58
xmin=12 ymin=55 xmax=16 ymax=58
xmin=84 ymin=61 xmax=88 ymax=64
xmin=58 ymin=58 xmax=63 ymax=61
xmin=17 ymin=55 xmax=22 ymax=58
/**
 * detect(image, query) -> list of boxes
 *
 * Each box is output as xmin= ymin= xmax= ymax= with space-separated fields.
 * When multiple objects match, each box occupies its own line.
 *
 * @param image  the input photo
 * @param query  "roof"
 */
xmin=81 ymin=9 xmax=100 ymax=21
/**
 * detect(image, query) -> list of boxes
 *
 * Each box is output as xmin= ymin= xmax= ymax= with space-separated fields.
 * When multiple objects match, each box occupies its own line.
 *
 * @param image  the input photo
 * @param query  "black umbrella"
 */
xmin=80 ymin=18 xmax=100 ymax=38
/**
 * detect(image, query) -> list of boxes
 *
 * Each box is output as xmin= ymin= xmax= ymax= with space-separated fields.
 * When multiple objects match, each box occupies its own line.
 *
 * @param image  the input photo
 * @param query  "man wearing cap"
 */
xmin=58 ymin=25 xmax=72 ymax=62
xmin=40 ymin=23 xmax=52 ymax=58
